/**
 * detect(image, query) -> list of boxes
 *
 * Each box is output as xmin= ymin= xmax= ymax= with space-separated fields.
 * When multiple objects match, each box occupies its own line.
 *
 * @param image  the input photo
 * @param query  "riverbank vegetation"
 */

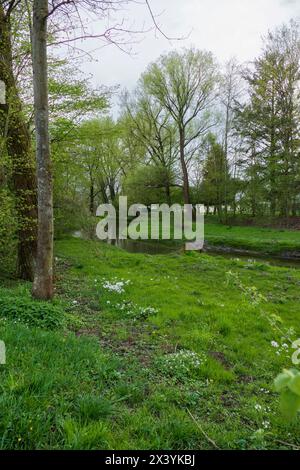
xmin=204 ymin=222 xmax=300 ymax=256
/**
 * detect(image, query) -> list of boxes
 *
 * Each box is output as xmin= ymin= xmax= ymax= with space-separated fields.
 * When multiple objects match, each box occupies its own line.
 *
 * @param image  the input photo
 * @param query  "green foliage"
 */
xmin=123 ymin=164 xmax=176 ymax=206
xmin=54 ymin=198 xmax=85 ymax=239
xmin=48 ymin=62 xmax=109 ymax=118
xmin=62 ymin=419 xmax=111 ymax=450
xmin=75 ymin=395 xmax=115 ymax=421
xmin=204 ymin=221 xmax=300 ymax=255
xmin=227 ymin=267 xmax=300 ymax=422
xmin=53 ymin=117 xmax=123 ymax=238
xmin=0 ymin=321 xmax=119 ymax=449
xmin=0 ymin=189 xmax=17 ymax=273
xmin=141 ymin=47 xmax=219 ymax=204
xmin=274 ymin=369 xmax=300 ymax=420
xmin=200 ymin=134 xmax=232 ymax=217
xmin=121 ymin=87 xmax=178 ymax=203
xmin=142 ymin=48 xmax=218 ymax=120
xmin=0 ymin=290 xmax=64 ymax=329
xmin=234 ymin=21 xmax=300 ymax=217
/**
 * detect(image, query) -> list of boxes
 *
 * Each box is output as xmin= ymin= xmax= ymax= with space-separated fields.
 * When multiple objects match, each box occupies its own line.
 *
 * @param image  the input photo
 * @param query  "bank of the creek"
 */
xmin=73 ymin=231 xmax=300 ymax=268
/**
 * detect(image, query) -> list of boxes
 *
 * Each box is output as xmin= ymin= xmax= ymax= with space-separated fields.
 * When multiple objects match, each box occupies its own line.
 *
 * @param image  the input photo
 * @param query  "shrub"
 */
xmin=0 ymin=294 xmax=64 ymax=329
xmin=0 ymin=189 xmax=17 ymax=274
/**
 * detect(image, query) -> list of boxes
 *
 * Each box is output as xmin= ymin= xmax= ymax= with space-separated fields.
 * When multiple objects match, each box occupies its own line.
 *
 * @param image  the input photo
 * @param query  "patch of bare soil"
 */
xmin=209 ymin=351 xmax=231 ymax=370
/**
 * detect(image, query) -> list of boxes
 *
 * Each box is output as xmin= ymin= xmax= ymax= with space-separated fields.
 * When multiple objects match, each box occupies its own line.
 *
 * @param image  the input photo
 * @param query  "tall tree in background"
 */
xmin=236 ymin=21 xmax=300 ymax=218
xmin=123 ymin=89 xmax=178 ymax=204
xmin=142 ymin=48 xmax=219 ymax=204
xmin=201 ymin=134 xmax=231 ymax=219
xmin=74 ymin=118 xmax=122 ymax=211
xmin=220 ymin=59 xmax=243 ymax=219
xmin=0 ymin=1 xmax=37 ymax=281
xmin=270 ymin=22 xmax=300 ymax=217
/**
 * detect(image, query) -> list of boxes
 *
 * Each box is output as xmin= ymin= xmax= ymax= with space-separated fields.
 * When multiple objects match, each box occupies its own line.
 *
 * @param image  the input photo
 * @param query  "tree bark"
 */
xmin=89 ymin=181 xmax=94 ymax=214
xmin=269 ymin=81 xmax=277 ymax=217
xmin=0 ymin=5 xmax=37 ymax=281
xmin=32 ymin=0 xmax=53 ymax=300
xmin=179 ymin=127 xmax=190 ymax=205
xmin=165 ymin=180 xmax=171 ymax=205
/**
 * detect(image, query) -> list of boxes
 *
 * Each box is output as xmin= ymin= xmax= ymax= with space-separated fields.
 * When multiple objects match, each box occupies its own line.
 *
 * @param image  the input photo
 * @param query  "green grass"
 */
xmin=204 ymin=222 xmax=300 ymax=255
xmin=0 ymin=237 xmax=300 ymax=449
xmin=123 ymin=216 xmax=300 ymax=256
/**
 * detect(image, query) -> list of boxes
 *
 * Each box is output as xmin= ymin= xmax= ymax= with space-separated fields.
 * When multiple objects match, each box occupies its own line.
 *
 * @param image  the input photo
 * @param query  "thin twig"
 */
xmin=187 ymin=408 xmax=220 ymax=450
xmin=274 ymin=439 xmax=300 ymax=450
xmin=145 ymin=0 xmax=185 ymax=41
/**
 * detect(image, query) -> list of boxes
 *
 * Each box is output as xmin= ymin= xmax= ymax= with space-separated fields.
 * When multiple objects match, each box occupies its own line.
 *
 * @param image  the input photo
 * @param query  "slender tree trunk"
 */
xmin=89 ymin=181 xmax=94 ymax=214
xmin=179 ymin=127 xmax=190 ymax=205
xmin=291 ymin=199 xmax=297 ymax=217
xmin=269 ymin=82 xmax=277 ymax=217
xmin=109 ymin=181 xmax=116 ymax=203
xmin=233 ymin=199 xmax=236 ymax=217
xmin=251 ymin=196 xmax=256 ymax=218
xmin=100 ymin=182 xmax=109 ymax=204
xmin=165 ymin=180 xmax=171 ymax=205
xmin=0 ymin=5 xmax=37 ymax=280
xmin=223 ymin=98 xmax=231 ymax=223
xmin=32 ymin=0 xmax=53 ymax=300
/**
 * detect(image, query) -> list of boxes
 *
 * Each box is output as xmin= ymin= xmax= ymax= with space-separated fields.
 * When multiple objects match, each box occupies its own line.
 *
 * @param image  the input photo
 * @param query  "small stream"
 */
xmin=73 ymin=231 xmax=300 ymax=269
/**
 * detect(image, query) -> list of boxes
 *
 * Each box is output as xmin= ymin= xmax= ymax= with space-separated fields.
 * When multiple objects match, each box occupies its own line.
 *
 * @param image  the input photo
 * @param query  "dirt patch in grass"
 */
xmin=220 ymin=391 xmax=239 ymax=408
xmin=75 ymin=327 xmax=100 ymax=337
xmin=209 ymin=351 xmax=232 ymax=370
xmin=238 ymin=374 xmax=255 ymax=384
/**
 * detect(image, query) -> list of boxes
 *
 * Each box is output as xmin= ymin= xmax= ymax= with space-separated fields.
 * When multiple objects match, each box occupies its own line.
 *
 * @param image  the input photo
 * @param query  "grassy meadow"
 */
xmin=0 ymin=235 xmax=300 ymax=449
xmin=204 ymin=222 xmax=300 ymax=255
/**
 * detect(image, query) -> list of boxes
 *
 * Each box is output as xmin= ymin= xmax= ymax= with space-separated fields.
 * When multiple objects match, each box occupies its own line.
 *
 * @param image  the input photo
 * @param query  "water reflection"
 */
xmin=107 ymin=238 xmax=180 ymax=255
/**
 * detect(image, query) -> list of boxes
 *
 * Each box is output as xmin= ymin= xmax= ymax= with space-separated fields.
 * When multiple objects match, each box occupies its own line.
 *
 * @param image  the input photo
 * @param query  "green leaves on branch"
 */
xmin=274 ymin=369 xmax=300 ymax=420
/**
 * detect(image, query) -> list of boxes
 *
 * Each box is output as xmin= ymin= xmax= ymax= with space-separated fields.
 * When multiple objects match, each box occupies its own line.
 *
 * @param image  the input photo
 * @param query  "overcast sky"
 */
xmin=77 ymin=0 xmax=299 ymax=115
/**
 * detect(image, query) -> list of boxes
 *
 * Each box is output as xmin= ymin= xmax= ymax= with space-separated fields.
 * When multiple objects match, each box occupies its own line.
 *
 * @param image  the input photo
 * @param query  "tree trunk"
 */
xmin=100 ymin=183 xmax=109 ymax=204
xmin=109 ymin=181 xmax=116 ymax=203
xmin=0 ymin=5 xmax=37 ymax=280
xmin=179 ymin=127 xmax=190 ymax=205
xmin=223 ymin=98 xmax=230 ymax=223
xmin=232 ymin=184 xmax=237 ymax=217
xmin=165 ymin=180 xmax=171 ymax=205
xmin=269 ymin=82 xmax=277 ymax=217
xmin=32 ymin=0 xmax=53 ymax=300
xmin=89 ymin=181 xmax=94 ymax=214
xmin=217 ymin=204 xmax=223 ymax=222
